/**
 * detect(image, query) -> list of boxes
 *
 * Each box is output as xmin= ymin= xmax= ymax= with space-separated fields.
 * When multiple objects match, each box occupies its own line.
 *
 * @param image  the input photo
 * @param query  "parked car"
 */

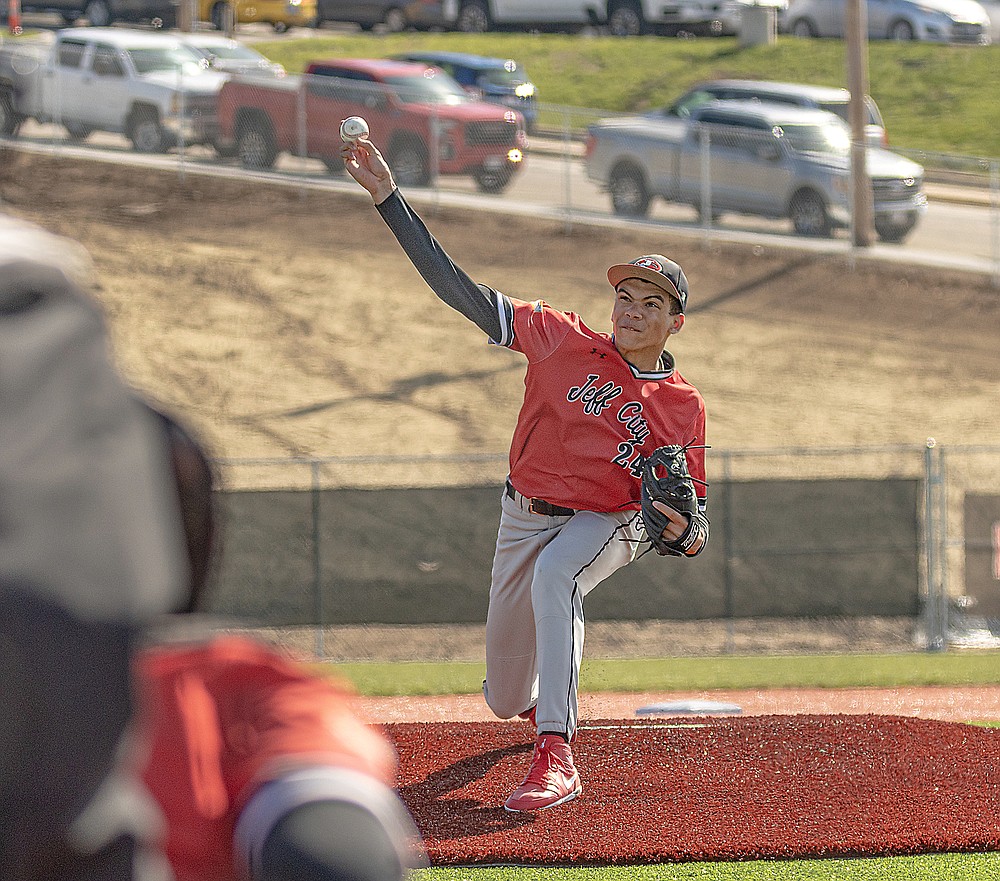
xmin=782 ymin=0 xmax=991 ymax=42
xmin=713 ymin=0 xmax=788 ymax=35
xmin=176 ymin=33 xmax=285 ymax=77
xmin=198 ymin=0 xmax=317 ymax=31
xmin=314 ymin=0 xmax=448 ymax=30
xmin=0 ymin=28 xmax=226 ymax=150
xmin=391 ymin=51 xmax=538 ymax=132
xmin=583 ymin=100 xmax=927 ymax=242
xmin=665 ymin=79 xmax=888 ymax=147
xmin=215 ymin=58 xmax=527 ymax=192
xmin=0 ymin=0 xmax=177 ymax=26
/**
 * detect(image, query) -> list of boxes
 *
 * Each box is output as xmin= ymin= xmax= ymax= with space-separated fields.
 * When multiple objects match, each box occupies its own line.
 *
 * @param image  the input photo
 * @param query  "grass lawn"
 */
xmin=411 ymin=853 xmax=1000 ymax=879
xmin=324 ymin=651 xmax=1000 ymax=696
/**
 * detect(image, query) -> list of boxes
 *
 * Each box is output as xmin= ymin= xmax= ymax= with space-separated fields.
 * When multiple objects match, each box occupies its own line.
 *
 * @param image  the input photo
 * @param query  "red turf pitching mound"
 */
xmin=387 ymin=716 xmax=1000 ymax=865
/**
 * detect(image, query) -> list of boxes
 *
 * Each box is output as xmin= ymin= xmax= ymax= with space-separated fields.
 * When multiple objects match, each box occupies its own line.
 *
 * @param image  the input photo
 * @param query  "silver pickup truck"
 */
xmin=584 ymin=100 xmax=927 ymax=243
xmin=0 ymin=28 xmax=226 ymax=152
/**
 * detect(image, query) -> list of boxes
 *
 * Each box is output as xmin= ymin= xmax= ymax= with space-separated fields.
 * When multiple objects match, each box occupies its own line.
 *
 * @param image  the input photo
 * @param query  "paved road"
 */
xmin=8 ymin=120 xmax=1000 ymax=278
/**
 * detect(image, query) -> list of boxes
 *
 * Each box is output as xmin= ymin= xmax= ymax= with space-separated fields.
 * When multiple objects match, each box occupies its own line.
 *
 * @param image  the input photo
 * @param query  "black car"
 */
xmin=1 ymin=0 xmax=177 ymax=25
xmin=314 ymin=0 xmax=447 ymax=30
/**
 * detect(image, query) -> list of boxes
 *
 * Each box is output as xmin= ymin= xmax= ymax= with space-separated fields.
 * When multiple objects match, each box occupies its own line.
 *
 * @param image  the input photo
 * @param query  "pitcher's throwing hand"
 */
xmin=341 ymin=138 xmax=396 ymax=205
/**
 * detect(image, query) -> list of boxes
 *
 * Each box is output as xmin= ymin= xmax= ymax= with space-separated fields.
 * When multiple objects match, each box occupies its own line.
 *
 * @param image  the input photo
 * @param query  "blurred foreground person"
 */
xmin=135 ymin=404 xmax=426 ymax=881
xmin=0 ymin=215 xmax=188 ymax=880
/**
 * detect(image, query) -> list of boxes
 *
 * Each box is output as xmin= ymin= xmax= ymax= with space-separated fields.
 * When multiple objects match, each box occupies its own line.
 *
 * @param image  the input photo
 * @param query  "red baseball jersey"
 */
xmin=504 ymin=298 xmax=707 ymax=513
xmin=134 ymin=636 xmax=397 ymax=881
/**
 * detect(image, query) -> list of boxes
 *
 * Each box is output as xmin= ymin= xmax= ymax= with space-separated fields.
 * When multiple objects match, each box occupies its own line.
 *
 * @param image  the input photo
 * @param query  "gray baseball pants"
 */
xmin=483 ymin=488 xmax=643 ymax=739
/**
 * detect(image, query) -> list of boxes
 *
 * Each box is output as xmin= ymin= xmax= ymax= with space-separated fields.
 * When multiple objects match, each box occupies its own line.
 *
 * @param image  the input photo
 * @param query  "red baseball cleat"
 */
xmin=517 ymin=706 xmax=536 ymax=728
xmin=504 ymin=734 xmax=582 ymax=812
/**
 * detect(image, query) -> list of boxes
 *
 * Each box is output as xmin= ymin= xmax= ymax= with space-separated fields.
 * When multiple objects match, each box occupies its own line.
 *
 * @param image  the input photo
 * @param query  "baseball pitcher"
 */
xmin=341 ymin=131 xmax=709 ymax=813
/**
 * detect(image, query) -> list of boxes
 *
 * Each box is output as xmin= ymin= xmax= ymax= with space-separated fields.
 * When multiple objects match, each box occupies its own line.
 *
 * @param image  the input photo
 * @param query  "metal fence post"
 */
xmin=177 ymin=65 xmax=187 ymax=183
xmin=722 ymin=450 xmax=735 ymax=654
xmin=937 ymin=444 xmax=950 ymax=645
xmin=923 ymin=438 xmax=945 ymax=651
xmin=297 ymin=79 xmax=308 ymax=197
xmin=991 ymin=159 xmax=1000 ymax=289
xmin=562 ymin=106 xmax=573 ymax=234
xmin=699 ymin=124 xmax=712 ymax=245
xmin=432 ymin=106 xmax=441 ymax=208
xmin=311 ymin=459 xmax=324 ymax=658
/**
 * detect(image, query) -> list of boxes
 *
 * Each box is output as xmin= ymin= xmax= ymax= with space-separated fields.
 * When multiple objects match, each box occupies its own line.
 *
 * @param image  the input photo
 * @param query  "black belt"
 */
xmin=505 ymin=481 xmax=576 ymax=517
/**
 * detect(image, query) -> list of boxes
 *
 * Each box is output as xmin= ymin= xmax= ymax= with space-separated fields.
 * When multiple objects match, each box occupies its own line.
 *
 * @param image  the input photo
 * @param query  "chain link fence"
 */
xmin=4 ymin=47 xmax=999 ymax=656
xmin=205 ymin=444 xmax=1000 ymax=658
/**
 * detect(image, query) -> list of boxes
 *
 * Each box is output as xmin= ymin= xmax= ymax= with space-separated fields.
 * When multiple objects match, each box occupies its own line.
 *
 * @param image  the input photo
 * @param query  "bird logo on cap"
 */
xmin=633 ymin=257 xmax=663 ymax=272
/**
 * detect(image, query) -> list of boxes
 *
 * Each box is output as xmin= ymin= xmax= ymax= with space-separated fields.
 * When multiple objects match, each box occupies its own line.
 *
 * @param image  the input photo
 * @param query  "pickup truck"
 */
xmin=584 ymin=100 xmax=927 ymax=243
xmin=214 ymin=57 xmax=527 ymax=193
xmin=447 ymin=0 xmax=774 ymax=35
xmin=0 ymin=28 xmax=227 ymax=152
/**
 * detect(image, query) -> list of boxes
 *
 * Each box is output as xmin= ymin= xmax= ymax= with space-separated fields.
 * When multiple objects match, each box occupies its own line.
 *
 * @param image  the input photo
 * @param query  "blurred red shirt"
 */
xmin=134 ymin=635 xmax=397 ymax=881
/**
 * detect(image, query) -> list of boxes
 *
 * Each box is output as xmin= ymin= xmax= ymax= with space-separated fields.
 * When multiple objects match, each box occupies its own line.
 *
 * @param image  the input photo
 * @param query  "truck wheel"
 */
xmin=790 ymin=17 xmax=817 ymax=36
xmin=388 ymin=139 xmax=430 ymax=186
xmin=874 ymin=217 xmax=916 ymax=243
xmin=609 ymin=163 xmax=650 ymax=217
xmin=64 ymin=123 xmax=93 ymax=141
xmin=211 ymin=1 xmax=234 ymax=30
xmin=473 ymin=165 xmax=513 ymax=194
xmin=607 ymin=1 xmax=645 ymax=36
xmin=888 ymin=18 xmax=915 ymax=40
xmin=213 ymin=139 xmax=238 ymax=159
xmin=455 ymin=0 xmax=489 ymax=32
xmin=84 ymin=0 xmax=113 ymax=26
xmin=237 ymin=118 xmax=278 ymax=169
xmin=0 ymin=89 xmax=21 ymax=137
xmin=383 ymin=7 xmax=407 ymax=30
xmin=789 ymin=189 xmax=831 ymax=237
xmin=127 ymin=110 xmax=167 ymax=153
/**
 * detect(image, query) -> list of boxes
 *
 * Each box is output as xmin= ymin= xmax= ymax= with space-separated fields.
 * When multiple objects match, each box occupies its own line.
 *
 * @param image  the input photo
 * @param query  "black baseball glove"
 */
xmin=640 ymin=444 xmax=710 ymax=557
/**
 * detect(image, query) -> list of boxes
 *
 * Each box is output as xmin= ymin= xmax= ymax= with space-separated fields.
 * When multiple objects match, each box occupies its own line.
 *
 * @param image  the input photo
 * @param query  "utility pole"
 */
xmin=846 ymin=0 xmax=874 ymax=247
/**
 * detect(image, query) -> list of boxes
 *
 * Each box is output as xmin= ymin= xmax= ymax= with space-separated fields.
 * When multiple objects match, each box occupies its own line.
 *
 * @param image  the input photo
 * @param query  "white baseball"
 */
xmin=340 ymin=116 xmax=369 ymax=142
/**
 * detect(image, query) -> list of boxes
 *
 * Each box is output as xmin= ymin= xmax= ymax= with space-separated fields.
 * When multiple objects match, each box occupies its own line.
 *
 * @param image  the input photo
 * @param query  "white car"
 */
xmin=715 ymin=0 xmax=789 ymax=35
xmin=0 ymin=28 xmax=228 ymax=150
xmin=175 ymin=34 xmax=285 ymax=78
xmin=783 ymin=0 xmax=991 ymax=42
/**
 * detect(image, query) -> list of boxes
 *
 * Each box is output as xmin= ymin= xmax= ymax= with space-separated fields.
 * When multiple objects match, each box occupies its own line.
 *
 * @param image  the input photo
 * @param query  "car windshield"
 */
xmin=818 ymin=99 xmax=883 ymax=128
xmin=779 ymin=121 xmax=851 ymax=155
xmin=126 ymin=45 xmax=205 ymax=75
xmin=477 ymin=66 xmax=527 ymax=88
xmin=385 ymin=71 xmax=470 ymax=105
xmin=192 ymin=43 xmax=265 ymax=63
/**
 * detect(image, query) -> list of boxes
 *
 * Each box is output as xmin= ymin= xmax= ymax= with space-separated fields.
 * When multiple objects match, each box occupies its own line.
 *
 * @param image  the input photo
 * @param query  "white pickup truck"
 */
xmin=449 ymin=0 xmax=771 ymax=35
xmin=0 ymin=28 xmax=227 ymax=152
xmin=584 ymin=100 xmax=927 ymax=242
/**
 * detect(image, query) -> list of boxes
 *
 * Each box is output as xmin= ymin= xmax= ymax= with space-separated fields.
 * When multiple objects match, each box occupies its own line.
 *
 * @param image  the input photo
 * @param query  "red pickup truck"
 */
xmin=215 ymin=57 xmax=528 ymax=193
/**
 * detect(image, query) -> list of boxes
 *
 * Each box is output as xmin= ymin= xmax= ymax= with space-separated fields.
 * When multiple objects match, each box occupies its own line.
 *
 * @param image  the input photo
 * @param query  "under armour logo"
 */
xmin=590 ymin=348 xmax=607 ymax=359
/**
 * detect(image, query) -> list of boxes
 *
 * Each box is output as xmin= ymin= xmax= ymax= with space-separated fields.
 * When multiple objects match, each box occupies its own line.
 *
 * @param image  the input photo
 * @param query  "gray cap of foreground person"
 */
xmin=0 ymin=214 xmax=186 ymax=621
